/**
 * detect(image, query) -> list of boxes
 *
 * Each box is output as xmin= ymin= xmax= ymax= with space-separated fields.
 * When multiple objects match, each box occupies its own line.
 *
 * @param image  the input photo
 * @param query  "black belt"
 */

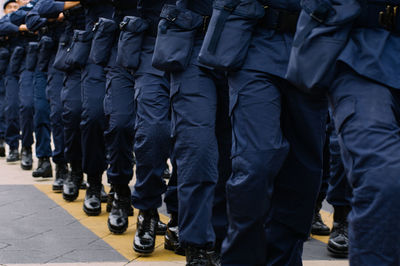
xmin=356 ymin=3 xmax=400 ymax=33
xmin=258 ymin=7 xmax=300 ymax=33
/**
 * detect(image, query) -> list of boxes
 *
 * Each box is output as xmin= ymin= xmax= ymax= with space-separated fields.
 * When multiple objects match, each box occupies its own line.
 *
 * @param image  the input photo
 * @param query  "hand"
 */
xmin=57 ymin=12 xmax=65 ymax=22
xmin=19 ymin=24 xmax=28 ymax=32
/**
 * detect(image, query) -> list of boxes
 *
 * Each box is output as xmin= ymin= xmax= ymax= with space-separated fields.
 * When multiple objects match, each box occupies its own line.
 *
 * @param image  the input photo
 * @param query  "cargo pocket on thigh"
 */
xmin=198 ymin=0 xmax=265 ymax=70
xmin=54 ymin=34 xmax=73 ymax=72
xmin=116 ymin=16 xmax=148 ymax=70
xmin=89 ymin=18 xmax=118 ymax=66
xmin=65 ymin=30 xmax=93 ymax=68
xmin=152 ymin=4 xmax=203 ymax=72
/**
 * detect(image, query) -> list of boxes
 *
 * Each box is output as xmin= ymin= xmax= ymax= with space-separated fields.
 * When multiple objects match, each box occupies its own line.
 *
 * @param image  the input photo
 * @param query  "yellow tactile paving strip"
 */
xmin=35 ymin=184 xmax=335 ymax=264
xmin=34 ymin=184 xmax=185 ymax=262
xmin=313 ymin=210 xmax=333 ymax=244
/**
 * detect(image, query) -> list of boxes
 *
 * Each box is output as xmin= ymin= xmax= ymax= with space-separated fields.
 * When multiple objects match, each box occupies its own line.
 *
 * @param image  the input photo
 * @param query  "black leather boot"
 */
xmin=83 ymin=176 xmax=102 ymax=216
xmin=327 ymin=205 xmax=350 ymax=257
xmin=133 ymin=209 xmax=159 ymax=254
xmin=32 ymin=157 xmax=53 ymax=178
xmin=62 ymin=162 xmax=83 ymax=202
xmin=53 ymin=163 xmax=68 ymax=192
xmin=107 ymin=185 xmax=134 ymax=216
xmin=185 ymin=246 xmax=220 ymax=266
xmin=311 ymin=195 xmax=330 ymax=235
xmin=0 ymin=138 xmax=5 ymax=157
xmin=157 ymin=219 xmax=167 ymax=235
xmin=108 ymin=184 xmax=132 ymax=234
xmin=20 ymin=146 xmax=33 ymax=170
xmin=164 ymin=213 xmax=185 ymax=256
xmin=6 ymin=148 xmax=19 ymax=162
xmin=83 ymin=184 xmax=102 ymax=216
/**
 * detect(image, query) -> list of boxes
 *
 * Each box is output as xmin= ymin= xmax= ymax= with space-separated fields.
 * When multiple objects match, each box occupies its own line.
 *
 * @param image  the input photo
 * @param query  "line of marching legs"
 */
xmin=1 ymin=0 xmax=400 ymax=265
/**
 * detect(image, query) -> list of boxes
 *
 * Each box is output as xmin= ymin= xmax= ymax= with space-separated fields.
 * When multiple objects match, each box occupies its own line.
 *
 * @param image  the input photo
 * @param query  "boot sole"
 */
xmin=311 ymin=229 xmax=331 ymax=236
xmin=63 ymin=193 xmax=79 ymax=202
xmin=133 ymin=245 xmax=154 ymax=255
xmin=21 ymin=164 xmax=33 ymax=170
xmin=327 ymin=245 xmax=348 ymax=258
xmin=52 ymin=185 xmax=63 ymax=193
xmin=107 ymin=220 xmax=128 ymax=235
xmin=83 ymin=205 xmax=101 ymax=216
xmin=32 ymin=172 xmax=53 ymax=178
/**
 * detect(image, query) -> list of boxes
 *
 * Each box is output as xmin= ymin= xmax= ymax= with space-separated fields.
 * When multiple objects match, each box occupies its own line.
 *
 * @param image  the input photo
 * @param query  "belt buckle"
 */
xmin=379 ymin=5 xmax=398 ymax=31
xmin=119 ymin=21 xmax=127 ymax=30
xmin=92 ymin=21 xmax=100 ymax=32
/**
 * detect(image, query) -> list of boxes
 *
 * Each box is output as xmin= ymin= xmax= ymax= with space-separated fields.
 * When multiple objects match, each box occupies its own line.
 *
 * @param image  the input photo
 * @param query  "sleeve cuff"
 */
xmin=53 ymin=2 xmax=66 ymax=13
xmin=9 ymin=23 xmax=20 ymax=33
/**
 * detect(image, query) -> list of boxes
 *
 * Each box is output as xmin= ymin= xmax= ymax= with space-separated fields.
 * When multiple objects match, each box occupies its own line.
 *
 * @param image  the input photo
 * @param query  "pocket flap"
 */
xmin=120 ymin=16 xmax=149 ymax=33
xmin=94 ymin=17 xmax=118 ymax=34
xmin=160 ymin=4 xmax=203 ymax=30
xmin=214 ymin=0 xmax=265 ymax=19
xmin=73 ymin=30 xmax=93 ymax=42
xmin=13 ymin=46 xmax=25 ymax=58
xmin=39 ymin=36 xmax=54 ymax=48
xmin=301 ymin=0 xmax=361 ymax=25
xmin=27 ymin=42 xmax=39 ymax=53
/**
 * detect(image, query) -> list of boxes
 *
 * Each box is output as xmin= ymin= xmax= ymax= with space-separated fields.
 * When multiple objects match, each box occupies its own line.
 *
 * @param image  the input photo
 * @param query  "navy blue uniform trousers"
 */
xmin=327 ymin=118 xmax=351 ymax=207
xmin=0 ymin=76 xmax=6 ymax=139
xmin=61 ymin=69 xmax=82 ymax=165
xmin=104 ymin=46 xmax=136 ymax=185
xmin=318 ymin=117 xmax=352 ymax=208
xmin=330 ymin=66 xmax=400 ymax=266
xmin=222 ymin=31 xmax=327 ymax=265
xmin=170 ymin=40 xmax=231 ymax=247
xmin=33 ymin=68 xmax=52 ymax=158
xmin=81 ymin=57 xmax=107 ymax=177
xmin=47 ymin=55 xmax=65 ymax=164
xmin=131 ymin=37 xmax=176 ymax=213
xmin=4 ymin=63 xmax=20 ymax=150
xmin=18 ymin=61 xmax=34 ymax=149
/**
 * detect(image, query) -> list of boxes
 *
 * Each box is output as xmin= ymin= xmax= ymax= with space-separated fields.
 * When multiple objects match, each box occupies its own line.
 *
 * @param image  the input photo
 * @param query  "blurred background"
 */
xmin=0 ymin=0 xmax=6 ymax=16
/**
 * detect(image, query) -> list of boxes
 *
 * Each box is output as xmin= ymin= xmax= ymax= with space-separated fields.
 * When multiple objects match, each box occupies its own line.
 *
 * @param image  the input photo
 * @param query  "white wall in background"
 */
xmin=0 ymin=0 xmax=5 ymax=17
